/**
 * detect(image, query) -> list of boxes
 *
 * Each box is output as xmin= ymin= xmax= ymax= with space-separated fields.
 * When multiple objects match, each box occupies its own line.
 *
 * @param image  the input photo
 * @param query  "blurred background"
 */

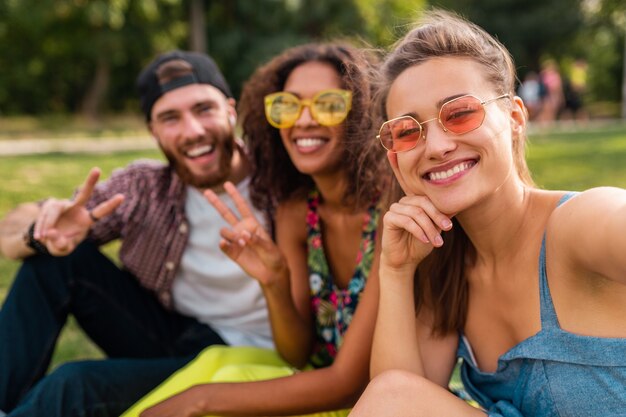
xmin=0 ymin=0 xmax=624 ymax=131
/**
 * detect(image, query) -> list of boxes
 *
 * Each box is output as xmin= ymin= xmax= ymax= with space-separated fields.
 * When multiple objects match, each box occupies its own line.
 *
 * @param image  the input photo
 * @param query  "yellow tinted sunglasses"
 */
xmin=264 ymin=89 xmax=352 ymax=129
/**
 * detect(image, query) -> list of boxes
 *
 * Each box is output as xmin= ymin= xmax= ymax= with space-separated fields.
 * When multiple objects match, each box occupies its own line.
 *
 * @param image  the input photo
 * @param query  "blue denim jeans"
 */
xmin=0 ymin=241 xmax=226 ymax=416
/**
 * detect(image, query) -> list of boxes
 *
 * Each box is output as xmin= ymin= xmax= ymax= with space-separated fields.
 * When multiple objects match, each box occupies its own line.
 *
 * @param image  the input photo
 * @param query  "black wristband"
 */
xmin=24 ymin=222 xmax=50 ymax=255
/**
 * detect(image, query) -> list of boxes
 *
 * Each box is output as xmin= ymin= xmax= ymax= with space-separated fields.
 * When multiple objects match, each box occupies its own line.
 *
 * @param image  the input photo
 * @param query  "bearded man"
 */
xmin=0 ymin=51 xmax=272 ymax=417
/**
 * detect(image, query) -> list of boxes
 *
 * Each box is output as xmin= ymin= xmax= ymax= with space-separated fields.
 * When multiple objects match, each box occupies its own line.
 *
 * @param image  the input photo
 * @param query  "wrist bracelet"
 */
xmin=23 ymin=222 xmax=50 ymax=255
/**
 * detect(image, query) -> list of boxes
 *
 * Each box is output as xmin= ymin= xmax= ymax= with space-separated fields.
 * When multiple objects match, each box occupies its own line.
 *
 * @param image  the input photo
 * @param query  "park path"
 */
xmin=1 ymin=119 xmax=625 ymax=156
xmin=0 ymin=136 xmax=155 ymax=156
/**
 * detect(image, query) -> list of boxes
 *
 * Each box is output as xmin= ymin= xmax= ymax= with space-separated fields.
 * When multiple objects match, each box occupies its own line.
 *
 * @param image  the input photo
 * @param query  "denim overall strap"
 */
xmin=538 ymin=192 xmax=577 ymax=330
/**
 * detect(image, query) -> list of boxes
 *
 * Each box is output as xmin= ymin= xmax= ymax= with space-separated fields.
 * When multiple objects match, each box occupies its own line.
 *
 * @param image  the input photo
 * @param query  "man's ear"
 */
xmin=226 ymin=98 xmax=237 ymax=127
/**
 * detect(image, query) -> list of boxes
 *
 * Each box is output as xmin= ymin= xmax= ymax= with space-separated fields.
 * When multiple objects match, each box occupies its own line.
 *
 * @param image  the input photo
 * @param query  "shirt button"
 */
xmin=165 ymin=261 xmax=175 ymax=271
xmin=179 ymin=223 xmax=188 ymax=234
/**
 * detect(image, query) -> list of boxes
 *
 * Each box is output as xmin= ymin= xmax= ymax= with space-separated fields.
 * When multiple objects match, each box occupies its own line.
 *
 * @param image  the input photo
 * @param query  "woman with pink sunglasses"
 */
xmin=349 ymin=9 xmax=626 ymax=417
xmin=123 ymin=42 xmax=389 ymax=417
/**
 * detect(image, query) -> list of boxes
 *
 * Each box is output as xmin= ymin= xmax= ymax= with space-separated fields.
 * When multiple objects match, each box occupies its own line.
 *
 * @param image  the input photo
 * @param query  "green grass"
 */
xmin=527 ymin=123 xmax=626 ymax=190
xmin=0 ymin=121 xmax=625 ymax=372
xmin=0 ymin=150 xmax=163 ymax=366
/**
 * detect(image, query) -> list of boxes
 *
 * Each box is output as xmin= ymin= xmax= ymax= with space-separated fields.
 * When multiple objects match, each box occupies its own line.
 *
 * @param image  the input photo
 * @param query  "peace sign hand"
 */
xmin=35 ymin=167 xmax=124 ymax=256
xmin=204 ymin=181 xmax=288 ymax=287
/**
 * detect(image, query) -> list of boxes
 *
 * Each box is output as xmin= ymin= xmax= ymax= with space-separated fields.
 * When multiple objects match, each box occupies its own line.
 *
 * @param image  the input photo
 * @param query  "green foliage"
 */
xmin=580 ymin=0 xmax=626 ymax=103
xmin=0 ymin=0 xmax=622 ymax=117
xmin=429 ymin=0 xmax=585 ymax=73
xmin=203 ymin=0 xmax=412 ymax=98
xmin=427 ymin=0 xmax=624 ymax=110
xmin=584 ymin=28 xmax=623 ymax=103
xmin=356 ymin=0 xmax=427 ymax=47
xmin=0 ymin=0 xmax=186 ymax=115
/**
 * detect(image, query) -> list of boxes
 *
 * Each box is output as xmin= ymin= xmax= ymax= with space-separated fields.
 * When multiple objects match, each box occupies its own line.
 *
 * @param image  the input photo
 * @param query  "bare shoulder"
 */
xmin=548 ymin=187 xmax=626 ymax=231
xmin=275 ymin=198 xmax=308 ymax=230
xmin=275 ymin=198 xmax=308 ymax=221
xmin=544 ymin=187 xmax=626 ymax=335
xmin=275 ymin=198 xmax=308 ymax=244
xmin=547 ymin=186 xmax=626 ymax=281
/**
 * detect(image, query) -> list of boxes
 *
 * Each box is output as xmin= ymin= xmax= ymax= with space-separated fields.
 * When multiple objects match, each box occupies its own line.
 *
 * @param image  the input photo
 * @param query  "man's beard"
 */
xmin=161 ymin=127 xmax=236 ymax=189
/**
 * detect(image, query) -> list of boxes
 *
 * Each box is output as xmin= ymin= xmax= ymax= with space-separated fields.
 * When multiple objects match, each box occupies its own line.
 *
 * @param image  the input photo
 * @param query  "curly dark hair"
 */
xmin=238 ymin=42 xmax=388 ymax=216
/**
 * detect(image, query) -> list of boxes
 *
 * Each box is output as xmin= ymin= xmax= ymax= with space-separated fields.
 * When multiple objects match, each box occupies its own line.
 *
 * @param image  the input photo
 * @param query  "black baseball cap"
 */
xmin=137 ymin=50 xmax=233 ymax=120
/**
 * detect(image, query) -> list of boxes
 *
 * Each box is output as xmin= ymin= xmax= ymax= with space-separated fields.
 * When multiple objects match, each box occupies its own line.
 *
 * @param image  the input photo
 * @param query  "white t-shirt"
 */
xmin=172 ymin=179 xmax=273 ymax=349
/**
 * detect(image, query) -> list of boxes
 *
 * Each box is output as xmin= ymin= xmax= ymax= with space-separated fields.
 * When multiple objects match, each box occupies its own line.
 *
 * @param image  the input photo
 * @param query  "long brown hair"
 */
xmin=378 ymin=10 xmax=535 ymax=335
xmin=238 ymin=42 xmax=387 ymax=216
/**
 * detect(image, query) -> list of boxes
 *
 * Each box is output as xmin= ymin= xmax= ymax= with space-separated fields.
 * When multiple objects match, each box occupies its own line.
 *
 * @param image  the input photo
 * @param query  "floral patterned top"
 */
xmin=307 ymin=189 xmax=379 ymax=368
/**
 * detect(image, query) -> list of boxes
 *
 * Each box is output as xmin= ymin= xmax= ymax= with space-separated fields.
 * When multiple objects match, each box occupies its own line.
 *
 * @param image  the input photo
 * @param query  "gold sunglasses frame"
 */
xmin=377 ymin=94 xmax=510 ymax=153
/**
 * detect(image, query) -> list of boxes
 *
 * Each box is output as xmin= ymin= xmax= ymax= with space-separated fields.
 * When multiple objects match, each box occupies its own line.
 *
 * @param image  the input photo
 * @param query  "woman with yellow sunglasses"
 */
xmin=124 ymin=43 xmax=389 ymax=417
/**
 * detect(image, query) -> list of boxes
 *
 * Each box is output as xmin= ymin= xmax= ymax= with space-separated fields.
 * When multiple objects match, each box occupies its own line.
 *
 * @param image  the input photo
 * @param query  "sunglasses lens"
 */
xmin=265 ymin=93 xmax=300 ymax=128
xmin=379 ymin=117 xmax=422 ymax=152
xmin=312 ymin=91 xmax=350 ymax=126
xmin=440 ymin=96 xmax=485 ymax=134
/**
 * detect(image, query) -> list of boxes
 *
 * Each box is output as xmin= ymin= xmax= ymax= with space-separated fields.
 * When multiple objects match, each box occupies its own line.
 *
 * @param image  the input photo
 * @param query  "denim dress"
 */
xmin=458 ymin=193 xmax=626 ymax=417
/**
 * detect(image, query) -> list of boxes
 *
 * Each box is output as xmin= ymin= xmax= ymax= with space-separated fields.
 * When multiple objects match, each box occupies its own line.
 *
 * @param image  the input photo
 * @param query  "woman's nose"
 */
xmin=422 ymin=120 xmax=457 ymax=159
xmin=294 ymin=104 xmax=318 ymax=127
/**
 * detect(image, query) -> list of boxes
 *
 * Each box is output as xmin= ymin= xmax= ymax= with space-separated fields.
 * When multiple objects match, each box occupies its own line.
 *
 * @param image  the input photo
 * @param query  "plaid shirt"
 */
xmin=86 ymin=160 xmax=193 ymax=308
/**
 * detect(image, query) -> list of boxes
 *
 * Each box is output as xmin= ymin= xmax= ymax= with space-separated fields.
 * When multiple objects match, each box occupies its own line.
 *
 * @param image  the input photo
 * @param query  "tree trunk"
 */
xmin=622 ymin=34 xmax=626 ymax=119
xmin=80 ymin=57 xmax=110 ymax=122
xmin=189 ymin=0 xmax=207 ymax=53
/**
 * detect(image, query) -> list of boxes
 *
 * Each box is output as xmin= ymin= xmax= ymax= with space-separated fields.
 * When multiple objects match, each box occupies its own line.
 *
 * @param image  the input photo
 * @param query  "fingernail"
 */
xmin=434 ymin=235 xmax=444 ymax=246
xmin=441 ymin=219 xmax=453 ymax=230
xmin=238 ymin=238 xmax=246 ymax=247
